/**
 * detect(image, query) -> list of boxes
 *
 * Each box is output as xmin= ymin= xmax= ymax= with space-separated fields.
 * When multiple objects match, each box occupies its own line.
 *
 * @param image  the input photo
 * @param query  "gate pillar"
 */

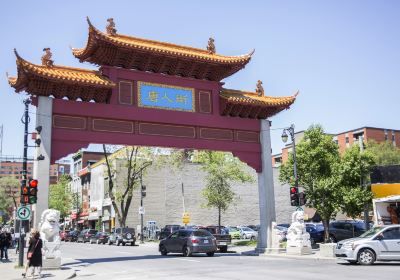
xmin=33 ymin=96 xmax=53 ymax=227
xmin=256 ymin=119 xmax=276 ymax=253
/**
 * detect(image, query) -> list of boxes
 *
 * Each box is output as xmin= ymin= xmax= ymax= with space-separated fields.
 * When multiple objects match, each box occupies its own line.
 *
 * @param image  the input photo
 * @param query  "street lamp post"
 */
xmin=282 ymin=124 xmax=300 ymax=206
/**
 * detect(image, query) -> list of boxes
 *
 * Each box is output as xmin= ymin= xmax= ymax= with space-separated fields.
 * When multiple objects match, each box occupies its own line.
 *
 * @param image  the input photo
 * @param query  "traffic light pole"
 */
xmin=140 ymin=169 xmax=144 ymax=244
xmin=19 ymin=98 xmax=31 ymax=267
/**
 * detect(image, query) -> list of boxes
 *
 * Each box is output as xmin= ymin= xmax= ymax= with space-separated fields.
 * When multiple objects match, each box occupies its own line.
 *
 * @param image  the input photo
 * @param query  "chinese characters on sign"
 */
xmin=138 ymin=82 xmax=195 ymax=112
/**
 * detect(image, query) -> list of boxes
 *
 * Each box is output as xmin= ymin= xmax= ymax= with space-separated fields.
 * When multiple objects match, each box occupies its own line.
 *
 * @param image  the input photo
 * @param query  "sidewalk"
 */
xmin=1 ymin=249 xmax=76 ymax=280
xmin=238 ymin=246 xmax=339 ymax=263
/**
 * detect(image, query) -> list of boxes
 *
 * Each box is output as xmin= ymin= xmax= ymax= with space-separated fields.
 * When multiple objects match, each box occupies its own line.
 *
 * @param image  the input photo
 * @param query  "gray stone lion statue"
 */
xmin=39 ymin=209 xmax=61 ymax=268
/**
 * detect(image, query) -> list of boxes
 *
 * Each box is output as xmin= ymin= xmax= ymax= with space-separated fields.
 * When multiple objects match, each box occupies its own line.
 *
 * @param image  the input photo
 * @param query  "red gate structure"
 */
xmin=8 ymin=18 xmax=296 ymax=252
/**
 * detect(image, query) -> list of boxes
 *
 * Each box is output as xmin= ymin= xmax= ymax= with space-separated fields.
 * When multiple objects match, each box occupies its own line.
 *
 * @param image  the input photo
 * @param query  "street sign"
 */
xmin=139 ymin=206 xmax=145 ymax=215
xmin=182 ymin=212 xmax=190 ymax=225
xmin=17 ymin=206 xmax=31 ymax=220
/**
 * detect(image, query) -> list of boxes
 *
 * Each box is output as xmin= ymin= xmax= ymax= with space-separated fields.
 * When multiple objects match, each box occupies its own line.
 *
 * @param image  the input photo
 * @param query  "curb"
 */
xmin=241 ymin=250 xmax=337 ymax=263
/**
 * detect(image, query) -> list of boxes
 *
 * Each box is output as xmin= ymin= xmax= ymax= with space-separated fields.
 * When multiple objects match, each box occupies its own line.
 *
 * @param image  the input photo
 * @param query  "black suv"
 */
xmin=108 ymin=227 xmax=136 ymax=246
xmin=329 ymin=220 xmax=367 ymax=242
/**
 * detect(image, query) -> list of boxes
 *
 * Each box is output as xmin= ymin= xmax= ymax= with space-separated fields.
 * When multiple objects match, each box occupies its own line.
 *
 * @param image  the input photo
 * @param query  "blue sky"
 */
xmin=1 ymin=0 xmax=399 ymax=159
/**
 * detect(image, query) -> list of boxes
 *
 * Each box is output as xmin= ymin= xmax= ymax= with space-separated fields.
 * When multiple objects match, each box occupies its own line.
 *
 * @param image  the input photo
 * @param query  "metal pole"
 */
xmin=359 ymin=136 xmax=369 ymax=230
xmin=288 ymin=124 xmax=301 ymax=207
xmin=140 ymin=170 xmax=144 ymax=244
xmin=19 ymin=98 xmax=30 ymax=267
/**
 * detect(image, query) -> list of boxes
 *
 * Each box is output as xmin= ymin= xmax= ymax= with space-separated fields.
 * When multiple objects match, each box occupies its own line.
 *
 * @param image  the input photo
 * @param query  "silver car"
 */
xmin=238 ymin=226 xmax=258 ymax=240
xmin=335 ymin=225 xmax=400 ymax=265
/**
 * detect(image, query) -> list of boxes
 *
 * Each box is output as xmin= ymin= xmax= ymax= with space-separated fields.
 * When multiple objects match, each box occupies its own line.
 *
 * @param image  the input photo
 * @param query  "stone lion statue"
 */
xmin=39 ymin=209 xmax=61 ymax=260
xmin=286 ymin=210 xmax=311 ymax=248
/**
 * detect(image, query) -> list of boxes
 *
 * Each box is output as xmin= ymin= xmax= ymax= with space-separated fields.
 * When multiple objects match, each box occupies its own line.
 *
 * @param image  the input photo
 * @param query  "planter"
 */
xmin=319 ymin=243 xmax=337 ymax=257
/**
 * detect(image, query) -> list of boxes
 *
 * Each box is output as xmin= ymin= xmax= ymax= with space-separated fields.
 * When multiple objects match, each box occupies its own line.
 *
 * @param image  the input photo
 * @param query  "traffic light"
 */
xmin=21 ymin=194 xmax=29 ymax=204
xmin=299 ymin=192 xmax=306 ymax=206
xmin=290 ymin=186 xmax=299 ymax=206
xmin=28 ymin=179 xmax=38 ymax=204
xmin=141 ymin=185 xmax=146 ymax=198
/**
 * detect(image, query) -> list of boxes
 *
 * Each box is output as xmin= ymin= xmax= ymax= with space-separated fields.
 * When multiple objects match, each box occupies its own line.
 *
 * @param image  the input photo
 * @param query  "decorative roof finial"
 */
xmin=207 ymin=37 xmax=216 ymax=54
xmin=256 ymin=80 xmax=264 ymax=97
xmin=41 ymin=48 xmax=54 ymax=67
xmin=106 ymin=18 xmax=117 ymax=36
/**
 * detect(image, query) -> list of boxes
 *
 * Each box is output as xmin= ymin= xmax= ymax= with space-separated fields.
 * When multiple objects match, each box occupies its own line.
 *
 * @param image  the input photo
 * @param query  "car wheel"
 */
xmin=242 ymin=234 xmax=247 ymax=240
xmin=160 ymin=245 xmax=168 ymax=256
xmin=207 ymin=252 xmax=215 ymax=257
xmin=117 ymin=241 xmax=121 ymax=246
xmin=219 ymin=246 xmax=228 ymax=253
xmin=108 ymin=240 xmax=112 ymax=245
xmin=183 ymin=246 xmax=192 ymax=257
xmin=358 ymin=248 xmax=376 ymax=265
xmin=130 ymin=241 xmax=135 ymax=246
xmin=250 ymin=236 xmax=255 ymax=241
xmin=122 ymin=242 xmax=126 ymax=246
xmin=96 ymin=240 xmax=100 ymax=244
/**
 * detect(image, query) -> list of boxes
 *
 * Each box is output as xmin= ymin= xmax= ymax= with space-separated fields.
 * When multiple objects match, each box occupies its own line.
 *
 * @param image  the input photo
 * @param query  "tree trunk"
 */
xmin=322 ymin=218 xmax=330 ymax=243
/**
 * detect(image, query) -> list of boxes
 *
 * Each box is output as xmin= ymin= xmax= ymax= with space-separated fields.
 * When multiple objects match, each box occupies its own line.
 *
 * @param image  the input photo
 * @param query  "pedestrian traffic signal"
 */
xmin=141 ymin=185 xmax=146 ymax=198
xmin=299 ymin=192 xmax=306 ymax=206
xmin=28 ymin=179 xmax=38 ymax=204
xmin=290 ymin=186 xmax=299 ymax=206
xmin=21 ymin=195 xmax=29 ymax=204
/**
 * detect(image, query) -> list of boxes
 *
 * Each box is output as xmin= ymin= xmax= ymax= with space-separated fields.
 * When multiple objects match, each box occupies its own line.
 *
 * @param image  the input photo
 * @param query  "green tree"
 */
xmin=366 ymin=140 xmax=400 ymax=165
xmin=194 ymin=151 xmax=254 ymax=228
xmin=337 ymin=145 xmax=375 ymax=219
xmin=279 ymin=125 xmax=341 ymax=242
xmin=49 ymin=174 xmax=72 ymax=219
xmin=0 ymin=177 xmax=19 ymax=210
xmin=103 ymin=145 xmax=153 ymax=227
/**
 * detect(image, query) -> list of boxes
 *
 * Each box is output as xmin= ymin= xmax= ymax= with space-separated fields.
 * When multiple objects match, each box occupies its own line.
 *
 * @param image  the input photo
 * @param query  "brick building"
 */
xmin=272 ymin=126 xmax=400 ymax=166
xmin=0 ymin=160 xmax=70 ymax=184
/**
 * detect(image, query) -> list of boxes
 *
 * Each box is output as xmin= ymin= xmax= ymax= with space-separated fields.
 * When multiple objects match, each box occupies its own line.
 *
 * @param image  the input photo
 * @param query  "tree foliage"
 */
xmin=103 ymin=145 xmax=153 ymax=228
xmin=194 ymin=151 xmax=254 ymax=228
xmin=279 ymin=125 xmax=340 ymax=242
xmin=49 ymin=174 xmax=72 ymax=219
xmin=366 ymin=140 xmax=400 ymax=165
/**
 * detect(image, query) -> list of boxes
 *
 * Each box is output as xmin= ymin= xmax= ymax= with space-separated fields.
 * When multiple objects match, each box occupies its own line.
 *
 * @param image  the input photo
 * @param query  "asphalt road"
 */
xmin=61 ymin=241 xmax=400 ymax=280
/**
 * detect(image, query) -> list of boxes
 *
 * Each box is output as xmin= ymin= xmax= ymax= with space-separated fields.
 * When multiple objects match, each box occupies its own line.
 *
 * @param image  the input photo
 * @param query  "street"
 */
xmin=60 ymin=242 xmax=400 ymax=280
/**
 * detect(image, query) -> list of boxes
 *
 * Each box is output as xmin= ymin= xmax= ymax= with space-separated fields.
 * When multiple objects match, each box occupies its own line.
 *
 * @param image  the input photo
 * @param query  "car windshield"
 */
xmin=89 ymin=230 xmax=97 ymax=234
xmin=241 ymin=227 xmax=253 ymax=231
xmin=122 ymin=228 xmax=134 ymax=234
xmin=229 ymin=227 xmax=238 ymax=232
xmin=359 ymin=227 xmax=383 ymax=238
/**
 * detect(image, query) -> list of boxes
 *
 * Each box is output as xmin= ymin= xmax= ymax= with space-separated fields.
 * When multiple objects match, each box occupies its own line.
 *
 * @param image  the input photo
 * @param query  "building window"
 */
xmin=384 ymin=130 xmax=388 ymax=141
xmin=345 ymin=136 xmax=349 ymax=144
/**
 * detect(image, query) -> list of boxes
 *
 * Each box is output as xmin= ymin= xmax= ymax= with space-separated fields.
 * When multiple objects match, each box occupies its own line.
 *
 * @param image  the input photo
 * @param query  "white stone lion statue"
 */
xmin=39 ymin=209 xmax=61 ymax=262
xmin=286 ymin=210 xmax=311 ymax=248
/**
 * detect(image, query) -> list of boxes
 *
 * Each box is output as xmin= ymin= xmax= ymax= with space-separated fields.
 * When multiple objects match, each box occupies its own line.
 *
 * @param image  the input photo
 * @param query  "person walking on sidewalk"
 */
xmin=23 ymin=229 xmax=43 ymax=278
xmin=0 ymin=227 xmax=12 ymax=261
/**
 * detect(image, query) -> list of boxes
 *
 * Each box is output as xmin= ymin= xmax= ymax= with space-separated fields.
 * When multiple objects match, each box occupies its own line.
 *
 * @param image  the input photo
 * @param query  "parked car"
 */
xmin=108 ymin=227 xmax=136 ymax=246
xmin=247 ymin=225 xmax=260 ymax=232
xmin=276 ymin=225 xmax=288 ymax=242
xmin=305 ymin=223 xmax=324 ymax=244
xmin=329 ymin=220 xmax=367 ymax=242
xmin=77 ymin=229 xmax=98 ymax=243
xmin=65 ymin=230 xmax=80 ymax=242
xmin=159 ymin=225 xmax=182 ymax=240
xmin=90 ymin=232 xmax=110 ymax=244
xmin=226 ymin=227 xmax=241 ymax=239
xmin=159 ymin=229 xmax=217 ymax=257
xmin=60 ymin=230 xmax=70 ymax=241
xmin=202 ymin=226 xmax=231 ymax=253
xmin=335 ymin=225 xmax=400 ymax=265
xmin=238 ymin=226 xmax=258 ymax=240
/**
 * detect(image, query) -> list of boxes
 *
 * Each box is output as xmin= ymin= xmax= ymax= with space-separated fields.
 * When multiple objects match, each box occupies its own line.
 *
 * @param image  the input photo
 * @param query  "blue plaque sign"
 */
xmin=138 ymin=82 xmax=195 ymax=112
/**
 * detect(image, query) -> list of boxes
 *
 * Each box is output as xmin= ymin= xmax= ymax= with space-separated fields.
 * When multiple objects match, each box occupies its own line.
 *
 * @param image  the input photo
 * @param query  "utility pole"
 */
xmin=19 ymin=98 xmax=30 ymax=267
xmin=140 ymin=169 xmax=144 ymax=244
xmin=359 ymin=136 xmax=369 ymax=230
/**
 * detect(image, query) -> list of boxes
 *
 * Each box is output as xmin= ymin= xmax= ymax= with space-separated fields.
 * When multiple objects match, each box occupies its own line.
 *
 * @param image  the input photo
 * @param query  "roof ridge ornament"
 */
xmin=41 ymin=48 xmax=54 ymax=67
xmin=256 ymin=80 xmax=264 ymax=97
xmin=106 ymin=18 xmax=117 ymax=36
xmin=207 ymin=37 xmax=216 ymax=54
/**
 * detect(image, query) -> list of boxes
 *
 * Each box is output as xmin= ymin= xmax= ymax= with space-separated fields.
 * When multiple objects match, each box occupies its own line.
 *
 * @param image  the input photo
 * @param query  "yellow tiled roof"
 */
xmin=220 ymin=88 xmax=297 ymax=107
xmin=8 ymin=50 xmax=115 ymax=88
xmin=72 ymin=18 xmax=254 ymax=65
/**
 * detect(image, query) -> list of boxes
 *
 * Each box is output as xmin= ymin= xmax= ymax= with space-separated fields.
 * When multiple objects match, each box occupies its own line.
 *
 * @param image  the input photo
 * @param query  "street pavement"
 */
xmin=59 ymin=241 xmax=400 ymax=280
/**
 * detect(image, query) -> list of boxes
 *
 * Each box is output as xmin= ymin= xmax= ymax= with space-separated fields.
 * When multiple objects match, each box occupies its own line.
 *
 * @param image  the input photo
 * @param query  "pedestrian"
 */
xmin=22 ymin=229 xmax=43 ymax=278
xmin=0 ymin=227 xmax=12 ymax=260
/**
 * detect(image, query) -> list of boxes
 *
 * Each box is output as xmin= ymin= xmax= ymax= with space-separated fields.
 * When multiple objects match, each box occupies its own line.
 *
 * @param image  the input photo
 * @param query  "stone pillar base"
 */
xmin=286 ymin=246 xmax=312 ymax=255
xmin=43 ymin=257 xmax=61 ymax=270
